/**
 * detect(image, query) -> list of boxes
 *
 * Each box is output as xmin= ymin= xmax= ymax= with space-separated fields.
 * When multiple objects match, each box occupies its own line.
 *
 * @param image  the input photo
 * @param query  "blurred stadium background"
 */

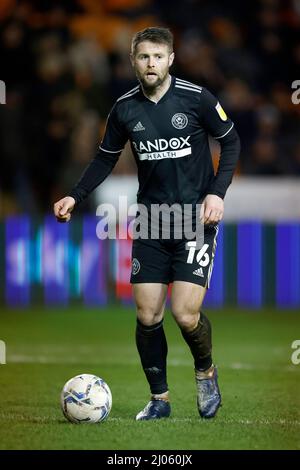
xmin=0 ymin=0 xmax=300 ymax=451
xmin=0 ymin=0 xmax=299 ymax=309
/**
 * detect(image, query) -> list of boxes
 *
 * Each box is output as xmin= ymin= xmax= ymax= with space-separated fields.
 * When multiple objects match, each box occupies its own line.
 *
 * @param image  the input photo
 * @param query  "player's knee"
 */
xmin=172 ymin=306 xmax=199 ymax=332
xmin=136 ymin=307 xmax=163 ymax=326
xmin=177 ymin=316 xmax=198 ymax=332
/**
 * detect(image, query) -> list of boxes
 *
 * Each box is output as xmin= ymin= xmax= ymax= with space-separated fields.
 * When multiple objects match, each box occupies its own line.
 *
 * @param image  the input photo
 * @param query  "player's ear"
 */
xmin=169 ymin=52 xmax=175 ymax=67
xmin=130 ymin=53 xmax=135 ymax=67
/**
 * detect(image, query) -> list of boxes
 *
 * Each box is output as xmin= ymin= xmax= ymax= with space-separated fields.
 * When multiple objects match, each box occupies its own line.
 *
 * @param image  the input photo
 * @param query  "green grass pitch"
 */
xmin=0 ymin=305 xmax=299 ymax=450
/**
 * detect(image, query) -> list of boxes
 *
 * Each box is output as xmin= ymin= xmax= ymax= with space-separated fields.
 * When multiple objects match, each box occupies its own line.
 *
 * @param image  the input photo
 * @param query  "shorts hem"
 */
xmin=130 ymin=279 xmax=169 ymax=285
xmin=171 ymin=277 xmax=208 ymax=288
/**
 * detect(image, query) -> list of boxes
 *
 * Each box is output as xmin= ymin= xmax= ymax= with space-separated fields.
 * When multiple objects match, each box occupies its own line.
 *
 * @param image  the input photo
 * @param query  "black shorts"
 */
xmin=130 ymin=225 xmax=219 ymax=288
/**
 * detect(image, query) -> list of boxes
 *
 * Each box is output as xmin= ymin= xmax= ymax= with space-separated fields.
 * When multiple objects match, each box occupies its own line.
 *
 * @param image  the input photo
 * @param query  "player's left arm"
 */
xmin=199 ymin=88 xmax=241 ymax=225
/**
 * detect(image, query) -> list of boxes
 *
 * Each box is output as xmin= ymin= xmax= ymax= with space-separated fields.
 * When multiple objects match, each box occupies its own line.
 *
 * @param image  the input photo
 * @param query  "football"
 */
xmin=61 ymin=374 xmax=112 ymax=424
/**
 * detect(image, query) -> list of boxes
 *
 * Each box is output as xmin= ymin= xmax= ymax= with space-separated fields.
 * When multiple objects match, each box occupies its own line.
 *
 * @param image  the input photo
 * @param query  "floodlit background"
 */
xmin=0 ymin=0 xmax=300 ymax=309
xmin=0 ymin=0 xmax=299 ymax=451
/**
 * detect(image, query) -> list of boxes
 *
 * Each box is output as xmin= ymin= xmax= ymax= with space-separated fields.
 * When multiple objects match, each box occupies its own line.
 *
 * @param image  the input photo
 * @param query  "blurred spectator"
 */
xmin=248 ymin=138 xmax=283 ymax=175
xmin=220 ymin=79 xmax=257 ymax=156
xmin=176 ymin=31 xmax=226 ymax=89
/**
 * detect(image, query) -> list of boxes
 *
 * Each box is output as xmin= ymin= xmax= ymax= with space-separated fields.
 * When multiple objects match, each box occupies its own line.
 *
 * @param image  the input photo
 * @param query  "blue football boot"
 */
xmin=195 ymin=366 xmax=221 ymax=419
xmin=135 ymin=399 xmax=171 ymax=421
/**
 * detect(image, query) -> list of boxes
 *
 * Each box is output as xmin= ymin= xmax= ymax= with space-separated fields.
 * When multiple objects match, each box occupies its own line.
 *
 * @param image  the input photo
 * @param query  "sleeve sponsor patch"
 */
xmin=215 ymin=102 xmax=228 ymax=121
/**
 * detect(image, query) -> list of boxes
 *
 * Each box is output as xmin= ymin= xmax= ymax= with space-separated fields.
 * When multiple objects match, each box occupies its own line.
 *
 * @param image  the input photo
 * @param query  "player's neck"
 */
xmin=142 ymin=74 xmax=172 ymax=103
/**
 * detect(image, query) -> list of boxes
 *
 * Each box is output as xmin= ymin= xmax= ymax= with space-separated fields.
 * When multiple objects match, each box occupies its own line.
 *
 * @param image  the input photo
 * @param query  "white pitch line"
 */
xmin=5 ymin=355 xmax=300 ymax=372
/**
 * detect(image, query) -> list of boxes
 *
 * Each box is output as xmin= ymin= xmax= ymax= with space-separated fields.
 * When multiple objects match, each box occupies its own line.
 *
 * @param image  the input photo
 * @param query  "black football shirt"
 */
xmin=70 ymin=76 xmax=240 ymax=207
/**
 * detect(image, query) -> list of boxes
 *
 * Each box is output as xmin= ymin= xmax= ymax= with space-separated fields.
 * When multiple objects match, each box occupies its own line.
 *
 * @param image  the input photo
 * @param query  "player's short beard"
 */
xmin=138 ymin=69 xmax=169 ymax=93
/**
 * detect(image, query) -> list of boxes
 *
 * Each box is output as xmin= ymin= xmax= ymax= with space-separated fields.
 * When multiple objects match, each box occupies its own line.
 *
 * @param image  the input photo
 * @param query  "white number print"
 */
xmin=186 ymin=242 xmax=210 ymax=267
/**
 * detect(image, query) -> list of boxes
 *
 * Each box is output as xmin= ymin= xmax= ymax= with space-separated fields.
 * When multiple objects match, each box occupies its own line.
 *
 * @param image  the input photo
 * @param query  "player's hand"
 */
xmin=200 ymin=194 xmax=224 ymax=225
xmin=53 ymin=196 xmax=75 ymax=223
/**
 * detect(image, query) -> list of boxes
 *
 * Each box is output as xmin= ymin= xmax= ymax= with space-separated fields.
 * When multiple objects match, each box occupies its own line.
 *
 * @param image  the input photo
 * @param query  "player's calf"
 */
xmin=180 ymin=311 xmax=213 ymax=372
xmin=136 ymin=318 xmax=169 ymax=395
xmin=179 ymin=311 xmax=221 ymax=418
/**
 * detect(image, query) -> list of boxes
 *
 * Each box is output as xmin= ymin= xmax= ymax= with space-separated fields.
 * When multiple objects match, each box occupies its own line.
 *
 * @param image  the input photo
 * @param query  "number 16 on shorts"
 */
xmin=186 ymin=241 xmax=210 ymax=267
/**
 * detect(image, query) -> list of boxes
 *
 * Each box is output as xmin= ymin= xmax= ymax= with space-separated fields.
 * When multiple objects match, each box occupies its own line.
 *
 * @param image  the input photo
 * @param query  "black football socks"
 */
xmin=180 ymin=311 xmax=213 ymax=372
xmin=136 ymin=318 xmax=168 ymax=395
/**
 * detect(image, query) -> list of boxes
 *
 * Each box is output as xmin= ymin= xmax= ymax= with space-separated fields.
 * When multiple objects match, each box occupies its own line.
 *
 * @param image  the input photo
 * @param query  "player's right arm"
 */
xmin=53 ymin=103 xmax=128 ymax=223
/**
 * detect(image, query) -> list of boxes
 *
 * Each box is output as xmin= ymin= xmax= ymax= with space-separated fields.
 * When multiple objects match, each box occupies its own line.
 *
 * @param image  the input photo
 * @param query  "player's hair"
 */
xmin=131 ymin=27 xmax=173 ymax=55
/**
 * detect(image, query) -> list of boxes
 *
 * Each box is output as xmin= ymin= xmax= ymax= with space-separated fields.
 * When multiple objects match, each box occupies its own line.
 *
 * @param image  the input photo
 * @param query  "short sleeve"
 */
xmin=199 ymin=88 xmax=234 ymax=139
xmin=100 ymin=103 xmax=128 ymax=152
